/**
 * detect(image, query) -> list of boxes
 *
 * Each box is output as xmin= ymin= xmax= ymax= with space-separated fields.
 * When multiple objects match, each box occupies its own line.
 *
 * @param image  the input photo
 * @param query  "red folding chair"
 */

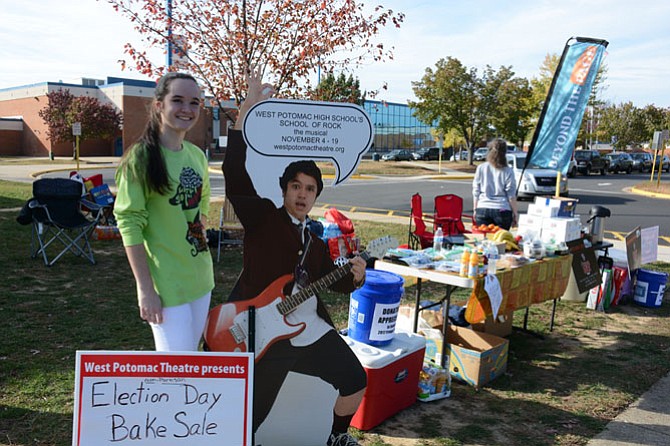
xmin=408 ymin=193 xmax=435 ymax=250
xmin=433 ymin=194 xmax=471 ymax=236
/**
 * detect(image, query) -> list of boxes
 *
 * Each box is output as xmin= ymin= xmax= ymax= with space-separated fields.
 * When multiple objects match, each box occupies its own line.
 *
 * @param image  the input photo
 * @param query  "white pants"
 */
xmin=150 ymin=292 xmax=212 ymax=351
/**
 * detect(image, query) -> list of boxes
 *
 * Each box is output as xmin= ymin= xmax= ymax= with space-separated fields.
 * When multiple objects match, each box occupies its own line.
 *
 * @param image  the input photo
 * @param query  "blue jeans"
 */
xmin=475 ymin=208 xmax=514 ymax=230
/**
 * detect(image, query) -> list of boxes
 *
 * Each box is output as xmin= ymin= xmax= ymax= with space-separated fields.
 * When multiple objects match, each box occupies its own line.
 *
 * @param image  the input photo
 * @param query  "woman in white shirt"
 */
xmin=472 ymin=138 xmax=518 ymax=230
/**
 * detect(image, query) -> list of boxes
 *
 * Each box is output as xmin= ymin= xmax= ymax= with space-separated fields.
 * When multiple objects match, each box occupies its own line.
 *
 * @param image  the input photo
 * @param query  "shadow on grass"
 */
xmin=370 ymin=279 xmax=670 ymax=445
xmin=0 ymin=405 xmax=74 ymax=446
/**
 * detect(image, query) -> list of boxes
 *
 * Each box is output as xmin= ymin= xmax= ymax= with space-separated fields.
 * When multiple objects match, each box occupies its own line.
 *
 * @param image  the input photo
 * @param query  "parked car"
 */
xmin=412 ymin=147 xmax=441 ymax=161
xmin=506 ymin=152 xmax=569 ymax=199
xmin=381 ymin=149 xmax=413 ymax=161
xmin=567 ymin=158 xmax=578 ymax=178
xmin=652 ymin=154 xmax=670 ymax=173
xmin=605 ymin=152 xmax=634 ymax=174
xmin=449 ymin=149 xmax=468 ymax=161
xmin=630 ymin=152 xmax=653 ymax=172
xmin=473 ymin=147 xmax=489 ymax=161
xmin=573 ymin=149 xmax=609 ymax=175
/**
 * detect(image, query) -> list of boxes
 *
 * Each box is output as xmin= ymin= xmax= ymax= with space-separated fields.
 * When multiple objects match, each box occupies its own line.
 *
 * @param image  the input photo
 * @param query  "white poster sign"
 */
xmin=241 ymin=99 xmax=373 ymax=203
xmin=641 ymin=226 xmax=659 ymax=265
xmin=73 ymin=351 xmax=253 ymax=446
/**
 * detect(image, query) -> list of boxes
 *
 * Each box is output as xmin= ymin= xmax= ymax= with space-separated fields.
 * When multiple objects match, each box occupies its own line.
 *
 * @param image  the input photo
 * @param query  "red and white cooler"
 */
xmin=344 ymin=331 xmax=426 ymax=430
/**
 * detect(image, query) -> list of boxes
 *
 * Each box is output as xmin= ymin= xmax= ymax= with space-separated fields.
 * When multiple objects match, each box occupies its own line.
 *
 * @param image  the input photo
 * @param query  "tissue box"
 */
xmin=541 ymin=216 xmax=581 ymax=243
xmin=517 ymin=214 xmax=544 ymax=240
xmin=527 ymin=203 xmax=558 ymax=218
xmin=534 ymin=196 xmax=578 ymax=218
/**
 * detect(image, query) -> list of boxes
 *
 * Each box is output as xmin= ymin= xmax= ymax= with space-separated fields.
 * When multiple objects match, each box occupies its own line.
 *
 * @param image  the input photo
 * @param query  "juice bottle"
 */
xmin=468 ymin=250 xmax=480 ymax=279
xmin=459 ymin=249 xmax=471 ymax=277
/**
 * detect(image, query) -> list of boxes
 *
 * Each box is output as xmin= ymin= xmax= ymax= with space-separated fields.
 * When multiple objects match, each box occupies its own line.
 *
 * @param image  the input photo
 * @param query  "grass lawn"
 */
xmin=1 ymin=178 xmax=669 ymax=446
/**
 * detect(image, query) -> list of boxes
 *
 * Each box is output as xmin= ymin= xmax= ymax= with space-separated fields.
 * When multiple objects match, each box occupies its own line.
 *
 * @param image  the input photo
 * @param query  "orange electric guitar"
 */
xmin=204 ymin=236 xmax=396 ymax=361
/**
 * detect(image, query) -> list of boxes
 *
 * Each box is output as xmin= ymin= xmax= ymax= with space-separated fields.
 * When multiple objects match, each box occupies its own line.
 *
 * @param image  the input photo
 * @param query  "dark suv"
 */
xmin=412 ymin=147 xmax=441 ymax=161
xmin=630 ymin=152 xmax=653 ymax=172
xmin=573 ymin=150 xmax=609 ymax=175
xmin=605 ymin=152 xmax=634 ymax=174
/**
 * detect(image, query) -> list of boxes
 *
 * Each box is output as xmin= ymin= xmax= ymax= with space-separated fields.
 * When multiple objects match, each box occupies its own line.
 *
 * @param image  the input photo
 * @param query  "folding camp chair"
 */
xmin=408 ymin=193 xmax=434 ymax=250
xmin=433 ymin=193 xmax=471 ymax=236
xmin=28 ymin=178 xmax=104 ymax=266
xmin=216 ymin=197 xmax=244 ymax=262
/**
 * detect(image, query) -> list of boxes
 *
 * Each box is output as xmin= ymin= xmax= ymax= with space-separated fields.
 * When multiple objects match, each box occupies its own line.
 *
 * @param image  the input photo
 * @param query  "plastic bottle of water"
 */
xmin=433 ymin=227 xmax=444 ymax=252
xmin=487 ymin=251 xmax=499 ymax=275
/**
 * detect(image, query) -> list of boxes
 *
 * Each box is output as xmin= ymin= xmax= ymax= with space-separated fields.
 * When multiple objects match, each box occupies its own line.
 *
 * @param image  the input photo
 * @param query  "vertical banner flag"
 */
xmin=527 ymin=37 xmax=608 ymax=174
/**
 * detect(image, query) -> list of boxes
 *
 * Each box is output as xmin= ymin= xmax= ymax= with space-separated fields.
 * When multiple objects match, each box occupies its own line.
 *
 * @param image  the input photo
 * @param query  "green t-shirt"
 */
xmin=114 ymin=141 xmax=214 ymax=307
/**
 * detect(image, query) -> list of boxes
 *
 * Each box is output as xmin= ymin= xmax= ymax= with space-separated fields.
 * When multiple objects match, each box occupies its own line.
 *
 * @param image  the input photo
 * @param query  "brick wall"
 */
xmin=0 ymin=129 xmax=22 ymax=155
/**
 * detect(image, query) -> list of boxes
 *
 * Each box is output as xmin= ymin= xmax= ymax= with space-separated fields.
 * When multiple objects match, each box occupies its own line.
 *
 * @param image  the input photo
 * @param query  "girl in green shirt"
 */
xmin=114 ymin=72 xmax=214 ymax=351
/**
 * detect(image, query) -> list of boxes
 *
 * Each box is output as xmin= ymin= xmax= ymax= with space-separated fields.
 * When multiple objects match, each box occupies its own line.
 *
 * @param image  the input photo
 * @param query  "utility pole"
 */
xmin=166 ymin=0 xmax=173 ymax=68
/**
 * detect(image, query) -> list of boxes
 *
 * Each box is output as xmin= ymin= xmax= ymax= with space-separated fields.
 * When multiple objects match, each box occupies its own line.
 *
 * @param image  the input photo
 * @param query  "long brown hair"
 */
xmin=119 ymin=72 xmax=198 ymax=195
xmin=486 ymin=138 xmax=508 ymax=169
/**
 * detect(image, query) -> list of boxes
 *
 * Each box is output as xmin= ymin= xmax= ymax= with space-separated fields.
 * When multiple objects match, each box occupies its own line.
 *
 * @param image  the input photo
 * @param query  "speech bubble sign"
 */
xmin=242 ymin=99 xmax=373 ymax=186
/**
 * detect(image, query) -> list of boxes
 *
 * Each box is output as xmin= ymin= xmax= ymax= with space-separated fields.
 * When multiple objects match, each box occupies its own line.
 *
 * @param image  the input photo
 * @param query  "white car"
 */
xmin=473 ymin=147 xmax=488 ymax=161
xmin=506 ymin=152 xmax=569 ymax=199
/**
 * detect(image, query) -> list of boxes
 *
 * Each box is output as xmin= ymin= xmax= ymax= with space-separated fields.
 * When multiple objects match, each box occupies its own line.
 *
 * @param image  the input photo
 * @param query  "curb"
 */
xmin=630 ymin=186 xmax=670 ymax=200
xmin=30 ymin=165 xmax=117 ymax=178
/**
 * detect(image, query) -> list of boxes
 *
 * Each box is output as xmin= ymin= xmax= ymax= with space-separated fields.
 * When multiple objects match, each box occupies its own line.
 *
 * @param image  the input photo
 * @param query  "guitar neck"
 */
xmin=279 ymin=252 xmax=369 ymax=315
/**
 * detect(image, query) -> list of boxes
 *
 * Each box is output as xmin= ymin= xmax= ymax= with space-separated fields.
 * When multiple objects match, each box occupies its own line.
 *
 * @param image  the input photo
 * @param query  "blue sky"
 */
xmin=2 ymin=0 xmax=670 ymax=108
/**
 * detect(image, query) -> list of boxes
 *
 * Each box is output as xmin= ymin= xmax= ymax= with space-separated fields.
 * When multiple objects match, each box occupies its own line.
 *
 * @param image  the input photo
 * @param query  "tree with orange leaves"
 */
xmin=107 ymin=0 xmax=404 ymax=120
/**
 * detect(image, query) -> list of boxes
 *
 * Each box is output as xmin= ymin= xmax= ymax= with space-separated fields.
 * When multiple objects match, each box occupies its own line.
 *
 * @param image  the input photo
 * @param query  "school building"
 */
xmin=0 ymin=77 xmax=433 ymax=157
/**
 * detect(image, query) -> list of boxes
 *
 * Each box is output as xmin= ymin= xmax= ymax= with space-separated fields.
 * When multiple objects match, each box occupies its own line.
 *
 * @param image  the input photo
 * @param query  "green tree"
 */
xmin=409 ymin=57 xmax=483 ymax=163
xmin=598 ymin=102 xmax=647 ymax=150
xmin=410 ymin=57 xmax=532 ymax=163
xmin=487 ymin=69 xmax=534 ymax=148
xmin=641 ymin=104 xmax=670 ymax=137
xmin=309 ymin=72 xmax=365 ymax=105
xmin=38 ymin=89 xmax=122 ymax=147
xmin=530 ymin=53 xmax=560 ymax=115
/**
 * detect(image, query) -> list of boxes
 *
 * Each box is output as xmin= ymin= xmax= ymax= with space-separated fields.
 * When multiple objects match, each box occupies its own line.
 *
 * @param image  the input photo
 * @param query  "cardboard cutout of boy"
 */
xmin=212 ymin=70 xmax=370 ymax=446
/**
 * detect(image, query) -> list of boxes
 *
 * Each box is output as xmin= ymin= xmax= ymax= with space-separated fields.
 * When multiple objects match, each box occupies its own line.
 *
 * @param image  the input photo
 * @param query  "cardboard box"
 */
xmin=541 ymin=216 xmax=581 ymax=243
xmin=527 ymin=202 xmax=558 ymax=218
xmin=446 ymin=326 xmax=509 ymax=388
xmin=344 ymin=332 xmax=426 ymax=430
xmin=421 ymin=326 xmax=509 ymax=388
xmin=517 ymin=213 xmax=544 ymax=240
xmin=535 ymin=196 xmax=578 ymax=218
xmin=398 ymin=304 xmax=444 ymax=331
xmin=471 ymin=310 xmax=514 ymax=337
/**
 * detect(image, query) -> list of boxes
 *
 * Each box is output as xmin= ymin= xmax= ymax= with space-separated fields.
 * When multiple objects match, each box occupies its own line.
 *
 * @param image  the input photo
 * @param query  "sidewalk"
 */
xmin=587 ymin=371 xmax=670 ymax=445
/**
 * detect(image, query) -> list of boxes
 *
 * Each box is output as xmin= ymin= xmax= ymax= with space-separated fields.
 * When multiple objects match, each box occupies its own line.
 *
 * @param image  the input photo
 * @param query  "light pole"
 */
xmin=166 ymin=0 xmax=173 ymax=68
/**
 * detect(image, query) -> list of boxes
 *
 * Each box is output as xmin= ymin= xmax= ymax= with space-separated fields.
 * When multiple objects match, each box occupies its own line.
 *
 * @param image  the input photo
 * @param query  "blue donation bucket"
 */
xmin=348 ymin=269 xmax=404 ymax=346
xmin=633 ymin=269 xmax=668 ymax=308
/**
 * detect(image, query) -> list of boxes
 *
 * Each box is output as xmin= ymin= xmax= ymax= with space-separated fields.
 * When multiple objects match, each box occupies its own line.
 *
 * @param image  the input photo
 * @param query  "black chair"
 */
xmin=28 ymin=178 xmax=104 ymax=266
